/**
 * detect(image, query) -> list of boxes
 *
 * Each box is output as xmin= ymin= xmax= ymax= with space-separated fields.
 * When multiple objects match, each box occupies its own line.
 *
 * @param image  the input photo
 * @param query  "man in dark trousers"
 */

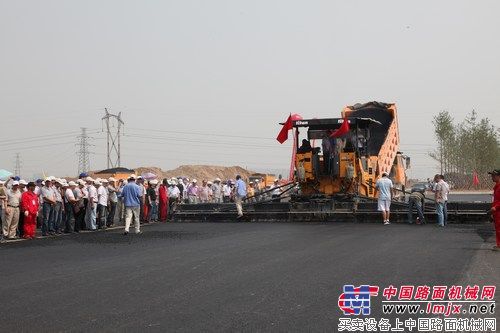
xmin=408 ymin=188 xmax=425 ymax=224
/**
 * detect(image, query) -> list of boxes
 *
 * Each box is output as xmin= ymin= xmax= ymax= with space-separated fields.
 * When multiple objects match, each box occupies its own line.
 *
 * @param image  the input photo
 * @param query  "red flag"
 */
xmin=472 ymin=170 xmax=480 ymax=186
xmin=330 ymin=117 xmax=350 ymax=138
xmin=276 ymin=114 xmax=293 ymax=144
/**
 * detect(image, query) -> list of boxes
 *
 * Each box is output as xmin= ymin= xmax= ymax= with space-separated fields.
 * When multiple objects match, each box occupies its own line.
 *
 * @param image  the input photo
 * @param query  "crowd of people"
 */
xmin=0 ymin=172 xmax=286 ymax=240
xmin=2 ymin=169 xmax=498 ymax=250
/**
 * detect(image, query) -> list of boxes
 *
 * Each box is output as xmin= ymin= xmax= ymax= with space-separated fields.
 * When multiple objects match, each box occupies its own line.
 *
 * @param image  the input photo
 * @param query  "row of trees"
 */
xmin=430 ymin=110 xmax=499 ymax=189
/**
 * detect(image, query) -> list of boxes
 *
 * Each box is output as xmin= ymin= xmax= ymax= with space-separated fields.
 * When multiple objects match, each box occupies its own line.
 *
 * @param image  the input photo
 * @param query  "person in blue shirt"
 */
xmin=234 ymin=175 xmax=247 ymax=219
xmin=120 ymin=174 xmax=142 ymax=235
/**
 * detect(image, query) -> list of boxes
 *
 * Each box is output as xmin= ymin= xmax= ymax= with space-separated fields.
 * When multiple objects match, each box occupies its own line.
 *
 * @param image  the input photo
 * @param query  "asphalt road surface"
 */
xmin=1 ymin=222 xmax=498 ymax=332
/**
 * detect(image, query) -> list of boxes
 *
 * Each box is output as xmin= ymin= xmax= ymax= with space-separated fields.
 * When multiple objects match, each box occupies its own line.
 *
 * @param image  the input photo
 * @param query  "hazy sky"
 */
xmin=1 ymin=0 xmax=498 ymax=179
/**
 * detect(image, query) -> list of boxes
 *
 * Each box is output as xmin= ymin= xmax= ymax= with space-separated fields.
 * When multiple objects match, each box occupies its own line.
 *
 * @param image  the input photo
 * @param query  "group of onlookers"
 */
xmin=1 ymin=172 xmax=279 ymax=240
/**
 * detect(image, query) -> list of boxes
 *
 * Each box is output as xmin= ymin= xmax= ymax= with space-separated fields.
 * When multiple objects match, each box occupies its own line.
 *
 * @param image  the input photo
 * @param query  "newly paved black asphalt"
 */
xmin=0 ymin=222 xmax=498 ymax=332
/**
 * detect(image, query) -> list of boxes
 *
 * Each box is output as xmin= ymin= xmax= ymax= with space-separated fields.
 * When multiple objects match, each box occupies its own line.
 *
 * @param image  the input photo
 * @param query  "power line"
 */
xmin=102 ymin=108 xmax=124 ymax=169
xmin=77 ymin=128 xmax=93 ymax=175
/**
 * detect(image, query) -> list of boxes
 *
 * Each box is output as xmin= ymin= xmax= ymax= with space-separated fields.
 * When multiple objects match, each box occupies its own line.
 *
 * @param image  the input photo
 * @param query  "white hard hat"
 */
xmin=101 ymin=178 xmax=109 ymax=183
xmin=215 ymin=178 xmax=221 ymax=182
xmin=108 ymin=177 xmax=116 ymax=182
xmin=68 ymin=181 xmax=77 ymax=186
xmin=150 ymin=179 xmax=158 ymax=185
xmin=12 ymin=181 xmax=20 ymax=186
xmin=192 ymin=179 xmax=197 ymax=183
xmin=85 ymin=176 xmax=94 ymax=182
xmin=129 ymin=174 xmax=137 ymax=179
xmin=94 ymin=180 xmax=102 ymax=186
xmin=19 ymin=179 xmax=28 ymax=185
xmin=207 ymin=181 xmax=213 ymax=185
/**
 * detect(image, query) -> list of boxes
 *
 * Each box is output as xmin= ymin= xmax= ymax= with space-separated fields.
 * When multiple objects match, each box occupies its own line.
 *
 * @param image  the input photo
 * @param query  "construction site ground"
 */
xmin=1 ymin=221 xmax=498 ymax=332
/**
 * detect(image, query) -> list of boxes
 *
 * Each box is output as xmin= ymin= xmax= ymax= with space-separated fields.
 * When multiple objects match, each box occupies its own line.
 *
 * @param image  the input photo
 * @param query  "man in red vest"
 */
xmin=21 ymin=182 xmax=39 ymax=239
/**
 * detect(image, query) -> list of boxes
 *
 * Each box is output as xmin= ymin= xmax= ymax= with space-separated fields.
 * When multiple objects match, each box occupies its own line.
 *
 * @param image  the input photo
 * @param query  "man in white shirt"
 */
xmin=97 ymin=179 xmax=109 ymax=229
xmin=375 ymin=172 xmax=395 ymax=225
xmin=222 ymin=181 xmax=232 ymax=203
xmin=212 ymin=178 xmax=222 ymax=203
xmin=107 ymin=178 xmax=119 ymax=227
xmin=432 ymin=174 xmax=449 ymax=227
xmin=41 ymin=178 xmax=56 ymax=236
xmin=85 ymin=177 xmax=98 ymax=231
xmin=64 ymin=181 xmax=78 ymax=233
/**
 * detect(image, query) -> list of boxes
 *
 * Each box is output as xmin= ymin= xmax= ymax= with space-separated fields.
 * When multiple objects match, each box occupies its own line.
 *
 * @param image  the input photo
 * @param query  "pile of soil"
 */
xmin=134 ymin=165 xmax=255 ymax=181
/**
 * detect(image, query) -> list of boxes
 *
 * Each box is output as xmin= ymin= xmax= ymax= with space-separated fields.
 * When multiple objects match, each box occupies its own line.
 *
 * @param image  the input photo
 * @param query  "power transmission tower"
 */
xmin=102 ymin=108 xmax=124 ymax=169
xmin=14 ymin=153 xmax=21 ymax=177
xmin=77 ymin=128 xmax=92 ymax=175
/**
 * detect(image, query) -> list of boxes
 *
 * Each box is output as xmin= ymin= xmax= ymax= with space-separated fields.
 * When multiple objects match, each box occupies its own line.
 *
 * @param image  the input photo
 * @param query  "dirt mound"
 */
xmin=135 ymin=165 xmax=255 ymax=181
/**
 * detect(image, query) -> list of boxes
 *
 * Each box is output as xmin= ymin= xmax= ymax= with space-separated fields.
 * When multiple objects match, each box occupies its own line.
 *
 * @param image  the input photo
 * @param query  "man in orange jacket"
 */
xmin=21 ymin=182 xmax=39 ymax=239
xmin=489 ymin=169 xmax=500 ymax=251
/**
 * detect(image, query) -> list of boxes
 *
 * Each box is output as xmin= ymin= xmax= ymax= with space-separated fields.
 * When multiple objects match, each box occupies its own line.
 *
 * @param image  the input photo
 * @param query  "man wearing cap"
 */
xmin=489 ymin=169 xmax=500 ymax=251
xmin=199 ymin=180 xmax=210 ymax=203
xmin=63 ymin=181 xmax=78 ymax=233
xmin=3 ymin=181 xmax=22 ymax=239
xmin=106 ymin=178 xmax=119 ymax=227
xmin=85 ymin=177 xmax=98 ymax=231
xmin=212 ymin=178 xmax=222 ymax=203
xmin=187 ymin=180 xmax=199 ymax=204
xmin=52 ymin=179 xmax=64 ymax=234
xmin=96 ymin=179 xmax=108 ymax=229
xmin=73 ymin=179 xmax=86 ymax=232
xmin=375 ymin=172 xmax=395 ymax=225
xmin=40 ymin=178 xmax=56 ymax=236
xmin=21 ymin=182 xmax=39 ymax=239
xmin=176 ymin=178 xmax=184 ymax=203
xmin=121 ymin=174 xmax=142 ymax=235
xmin=168 ymin=180 xmax=180 ymax=219
xmin=234 ymin=175 xmax=247 ymax=219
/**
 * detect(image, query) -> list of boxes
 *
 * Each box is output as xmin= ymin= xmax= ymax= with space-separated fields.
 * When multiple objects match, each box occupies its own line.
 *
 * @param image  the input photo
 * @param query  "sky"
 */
xmin=0 ymin=0 xmax=498 ymax=179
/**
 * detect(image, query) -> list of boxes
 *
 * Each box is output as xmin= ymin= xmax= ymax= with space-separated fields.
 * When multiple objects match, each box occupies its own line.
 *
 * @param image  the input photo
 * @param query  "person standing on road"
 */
xmin=212 ymin=178 xmax=222 ymax=203
xmin=489 ymin=169 xmax=500 ymax=251
xmin=158 ymin=179 xmax=169 ymax=222
xmin=3 ymin=181 xmax=22 ymax=239
xmin=41 ymin=178 xmax=56 ymax=236
xmin=21 ymin=182 xmax=39 ymax=239
xmin=53 ymin=179 xmax=64 ymax=234
xmin=432 ymin=174 xmax=447 ymax=227
xmin=121 ymin=175 xmax=142 ymax=235
xmin=73 ymin=179 xmax=86 ymax=232
xmin=63 ymin=181 xmax=78 ymax=233
xmin=146 ymin=179 xmax=158 ymax=222
xmin=106 ymin=178 xmax=119 ymax=227
xmin=408 ymin=189 xmax=425 ymax=224
xmin=234 ymin=175 xmax=247 ymax=219
xmin=439 ymin=175 xmax=450 ymax=225
xmin=0 ymin=180 xmax=7 ymax=241
xmin=375 ymin=172 xmax=394 ymax=225
xmin=137 ymin=177 xmax=146 ymax=222
xmin=222 ymin=180 xmax=231 ymax=203
xmin=96 ymin=179 xmax=108 ymax=229
xmin=85 ymin=177 xmax=98 ymax=231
